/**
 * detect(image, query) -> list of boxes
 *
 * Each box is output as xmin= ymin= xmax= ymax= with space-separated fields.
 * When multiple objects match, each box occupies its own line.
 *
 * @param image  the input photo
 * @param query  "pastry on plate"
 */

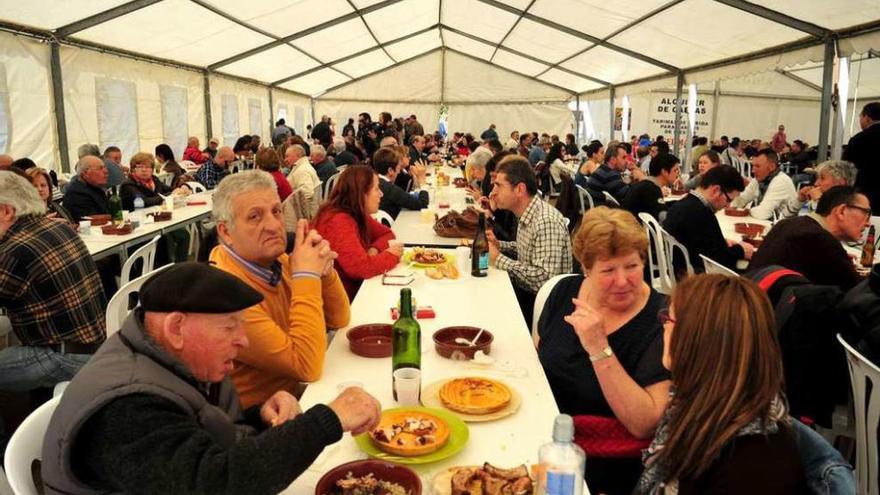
xmin=439 ymin=377 xmax=512 ymax=415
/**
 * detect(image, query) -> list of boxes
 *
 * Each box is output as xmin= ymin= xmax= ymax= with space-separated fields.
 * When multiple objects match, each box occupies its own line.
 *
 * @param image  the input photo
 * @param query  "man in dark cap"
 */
xmin=41 ymin=263 xmax=381 ymax=495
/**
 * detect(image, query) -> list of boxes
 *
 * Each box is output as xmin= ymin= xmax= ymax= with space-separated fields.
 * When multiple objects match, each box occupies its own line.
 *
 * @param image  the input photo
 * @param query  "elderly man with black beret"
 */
xmin=41 ymin=263 xmax=381 ymax=495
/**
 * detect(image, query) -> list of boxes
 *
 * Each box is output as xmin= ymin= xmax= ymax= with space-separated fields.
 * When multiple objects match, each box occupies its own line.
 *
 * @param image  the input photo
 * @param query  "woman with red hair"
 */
xmin=313 ymin=165 xmax=403 ymax=299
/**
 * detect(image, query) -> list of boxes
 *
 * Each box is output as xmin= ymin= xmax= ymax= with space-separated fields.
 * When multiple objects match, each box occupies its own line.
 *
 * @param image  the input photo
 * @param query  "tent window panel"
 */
xmin=221 ymin=94 xmax=239 ymax=146
xmin=96 ymin=78 xmax=139 ymax=161
xmin=277 ymin=104 xmax=288 ymax=123
xmin=248 ymin=98 xmax=262 ymax=137
xmin=294 ymin=107 xmax=305 ymax=137
xmin=0 ymin=63 xmax=9 ymax=153
xmin=160 ymin=85 xmax=188 ymax=160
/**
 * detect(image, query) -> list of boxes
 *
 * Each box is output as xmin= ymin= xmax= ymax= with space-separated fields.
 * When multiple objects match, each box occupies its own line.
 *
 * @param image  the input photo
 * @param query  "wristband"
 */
xmin=292 ymin=271 xmax=321 ymax=280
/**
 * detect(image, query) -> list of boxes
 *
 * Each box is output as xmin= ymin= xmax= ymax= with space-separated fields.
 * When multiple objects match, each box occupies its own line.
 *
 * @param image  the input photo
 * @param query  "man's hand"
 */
xmin=486 ymin=229 xmax=501 ymax=265
xmin=631 ymin=168 xmax=647 ymax=182
xmin=328 ymin=387 xmax=382 ymax=435
xmin=740 ymin=241 xmax=756 ymax=260
xmin=289 ymin=219 xmax=337 ymax=274
xmin=465 ymin=185 xmax=482 ymax=202
xmin=260 ymin=391 xmax=302 ymax=427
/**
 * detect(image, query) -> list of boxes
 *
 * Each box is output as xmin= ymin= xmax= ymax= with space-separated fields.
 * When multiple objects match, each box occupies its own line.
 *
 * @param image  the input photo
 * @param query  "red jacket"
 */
xmin=313 ymin=209 xmax=399 ymax=299
xmin=270 ymin=170 xmax=292 ymax=201
xmin=183 ymin=146 xmax=208 ymax=164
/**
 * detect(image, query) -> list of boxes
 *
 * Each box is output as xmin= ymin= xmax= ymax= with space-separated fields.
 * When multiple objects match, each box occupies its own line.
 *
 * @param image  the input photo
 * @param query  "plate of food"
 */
xmin=432 ymin=463 xmax=534 ymax=495
xmin=421 ymin=377 xmax=521 ymax=422
xmin=424 ymin=263 xmax=460 ymax=281
xmin=315 ymin=460 xmax=422 ymax=495
xmin=355 ymin=407 xmax=469 ymax=464
xmin=404 ymin=247 xmax=450 ymax=267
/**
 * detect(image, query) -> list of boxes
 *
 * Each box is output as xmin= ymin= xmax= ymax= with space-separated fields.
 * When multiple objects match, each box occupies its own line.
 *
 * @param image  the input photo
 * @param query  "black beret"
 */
xmin=140 ymin=262 xmax=263 ymax=313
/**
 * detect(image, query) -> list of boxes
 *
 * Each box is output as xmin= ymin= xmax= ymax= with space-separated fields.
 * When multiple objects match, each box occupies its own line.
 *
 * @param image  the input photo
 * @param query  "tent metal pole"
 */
xmin=673 ymin=72 xmax=684 ymax=155
xmin=310 ymin=98 xmax=316 ymax=129
xmin=268 ymin=87 xmax=274 ymax=131
xmin=774 ymin=68 xmax=823 ymax=93
xmin=55 ymin=0 xmax=163 ymax=37
xmin=49 ymin=41 xmax=70 ymax=173
xmin=440 ymin=48 xmax=447 ymax=103
xmin=575 ymin=94 xmax=581 ymax=142
xmin=712 ymin=0 xmax=829 ymax=38
xmin=817 ymin=39 xmax=835 ymax=161
xmin=609 ymin=86 xmax=615 ymax=141
xmin=203 ymin=72 xmax=213 ymax=141
xmin=710 ymin=80 xmax=720 ymax=141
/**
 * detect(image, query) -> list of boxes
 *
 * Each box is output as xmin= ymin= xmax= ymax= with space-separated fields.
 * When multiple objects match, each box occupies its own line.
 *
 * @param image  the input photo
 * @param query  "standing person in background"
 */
xmin=506 ymin=131 xmax=520 ymax=151
xmin=481 ymin=124 xmax=499 ymax=141
xmin=843 ymin=102 xmax=880 ymax=213
xmin=342 ymin=118 xmax=355 ymax=138
xmin=272 ymin=119 xmax=293 ymax=146
xmin=771 ymin=124 xmax=788 ymax=153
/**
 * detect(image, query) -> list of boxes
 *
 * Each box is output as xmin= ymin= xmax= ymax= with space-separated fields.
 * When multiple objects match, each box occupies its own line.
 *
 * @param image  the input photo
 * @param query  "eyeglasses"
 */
xmin=846 ymin=204 xmax=872 ymax=220
xmin=722 ymin=190 xmax=733 ymax=204
xmin=657 ymin=308 xmax=676 ymax=326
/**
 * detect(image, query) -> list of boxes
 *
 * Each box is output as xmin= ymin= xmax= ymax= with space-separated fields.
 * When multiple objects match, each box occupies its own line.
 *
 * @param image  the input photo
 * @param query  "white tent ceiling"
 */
xmin=1 ymin=0 xmax=878 ymax=99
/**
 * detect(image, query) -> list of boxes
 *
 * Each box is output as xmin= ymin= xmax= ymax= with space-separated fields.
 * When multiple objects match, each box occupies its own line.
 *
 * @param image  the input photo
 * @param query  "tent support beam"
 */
xmin=712 ymin=0 xmax=830 ymax=38
xmin=268 ymin=88 xmax=274 ymax=130
xmin=344 ymin=0 xmax=397 ymax=63
xmin=55 ymin=0 xmax=163 ymax=37
xmin=774 ymin=68 xmax=823 ymax=92
xmin=673 ymin=72 xmax=684 ymax=153
xmin=575 ymin=94 xmax=581 ymax=140
xmin=270 ymin=24 xmax=438 ymax=87
xmin=441 ymin=25 xmax=610 ymax=87
xmin=440 ymin=48 xmax=447 ymax=102
xmin=209 ymin=0 xmax=405 ymax=70
xmin=535 ymin=0 xmax=684 ymax=79
xmin=710 ymin=80 xmax=720 ymax=140
xmin=203 ymin=72 xmax=213 ymax=140
xmin=609 ymin=86 xmax=615 ymax=140
xmin=489 ymin=0 xmax=535 ymax=62
xmin=476 ymin=0 xmax=678 ymax=73
xmin=817 ymin=38 xmax=836 ymax=161
xmin=49 ymin=41 xmax=70 ymax=173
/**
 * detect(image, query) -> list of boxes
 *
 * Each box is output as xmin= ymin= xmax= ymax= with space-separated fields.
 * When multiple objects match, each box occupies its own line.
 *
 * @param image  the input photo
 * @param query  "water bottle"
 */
xmin=133 ymin=195 xmax=145 ymax=211
xmin=537 ymin=414 xmax=585 ymax=495
xmin=798 ymin=200 xmax=811 ymax=216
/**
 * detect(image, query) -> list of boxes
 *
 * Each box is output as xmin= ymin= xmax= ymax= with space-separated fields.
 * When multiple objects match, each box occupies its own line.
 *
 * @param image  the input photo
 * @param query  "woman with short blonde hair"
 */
xmin=636 ymin=274 xmax=805 ymax=494
xmin=538 ymin=206 xmax=670 ymax=494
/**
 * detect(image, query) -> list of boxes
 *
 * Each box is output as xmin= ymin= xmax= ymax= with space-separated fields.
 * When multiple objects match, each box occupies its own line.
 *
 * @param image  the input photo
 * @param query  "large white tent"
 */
xmin=0 ymin=0 xmax=878 ymax=172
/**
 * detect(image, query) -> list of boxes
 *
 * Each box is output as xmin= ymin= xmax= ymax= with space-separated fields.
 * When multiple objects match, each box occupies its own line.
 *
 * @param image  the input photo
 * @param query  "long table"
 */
xmin=392 ymin=166 xmax=472 ymax=248
xmin=81 ymin=193 xmax=213 ymax=261
xmin=284 ymin=251 xmax=578 ymax=493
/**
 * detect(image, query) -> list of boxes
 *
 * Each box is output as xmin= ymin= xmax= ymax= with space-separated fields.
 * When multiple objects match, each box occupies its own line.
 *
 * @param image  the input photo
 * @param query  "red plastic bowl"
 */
xmin=724 ymin=207 xmax=750 ymax=217
xmin=346 ymin=324 xmax=393 ymax=358
xmin=734 ymin=222 xmax=765 ymax=236
xmin=433 ymin=326 xmax=493 ymax=360
xmin=315 ymin=459 xmax=422 ymax=495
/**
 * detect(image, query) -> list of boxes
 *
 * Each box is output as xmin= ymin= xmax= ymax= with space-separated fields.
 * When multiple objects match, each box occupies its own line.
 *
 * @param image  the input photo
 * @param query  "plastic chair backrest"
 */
xmin=531 ymin=274 xmax=578 ymax=345
xmin=602 ymin=190 xmax=620 ymax=207
xmin=372 ymin=210 xmax=394 ymax=228
xmin=186 ymin=181 xmax=206 ymax=193
xmin=107 ymin=263 xmax=173 ymax=336
xmin=837 ymin=334 xmax=880 ymax=495
xmin=120 ymin=235 xmax=162 ymax=286
xmin=324 ymin=172 xmax=341 ymax=199
xmin=638 ymin=213 xmax=673 ymax=294
xmin=699 ymin=254 xmax=738 ymax=277
xmin=4 ymin=395 xmax=62 ymax=495
xmin=661 ymin=227 xmax=694 ymax=278
xmin=575 ymin=184 xmax=595 ymax=215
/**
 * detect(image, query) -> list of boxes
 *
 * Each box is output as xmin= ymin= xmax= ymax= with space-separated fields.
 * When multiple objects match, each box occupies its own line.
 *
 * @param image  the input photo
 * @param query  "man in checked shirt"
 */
xmin=487 ymin=155 xmax=573 ymax=325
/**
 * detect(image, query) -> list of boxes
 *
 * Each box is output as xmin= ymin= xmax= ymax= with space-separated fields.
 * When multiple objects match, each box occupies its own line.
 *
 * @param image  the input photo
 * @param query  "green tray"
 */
xmin=354 ymin=406 xmax=469 ymax=465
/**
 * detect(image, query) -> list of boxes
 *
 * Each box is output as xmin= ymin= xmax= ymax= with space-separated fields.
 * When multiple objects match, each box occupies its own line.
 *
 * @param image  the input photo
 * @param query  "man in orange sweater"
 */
xmin=210 ymin=170 xmax=350 ymax=408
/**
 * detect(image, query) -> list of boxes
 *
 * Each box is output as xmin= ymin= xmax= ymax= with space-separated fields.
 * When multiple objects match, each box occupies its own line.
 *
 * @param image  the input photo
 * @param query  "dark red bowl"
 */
xmin=724 ymin=207 xmax=750 ymax=217
xmin=315 ymin=459 xmax=422 ymax=495
xmin=734 ymin=222 xmax=765 ymax=236
xmin=346 ymin=324 xmax=393 ymax=358
xmin=433 ymin=326 xmax=493 ymax=360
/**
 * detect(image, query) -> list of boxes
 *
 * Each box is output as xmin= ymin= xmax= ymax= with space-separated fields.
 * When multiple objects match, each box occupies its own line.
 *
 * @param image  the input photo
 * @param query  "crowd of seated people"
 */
xmin=3 ymin=106 xmax=879 ymax=495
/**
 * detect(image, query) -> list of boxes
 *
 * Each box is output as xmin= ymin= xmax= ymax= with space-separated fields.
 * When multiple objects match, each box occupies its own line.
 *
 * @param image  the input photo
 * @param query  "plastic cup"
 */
xmin=393 ymin=368 xmax=421 ymax=406
xmin=455 ymin=246 xmax=471 ymax=276
xmin=78 ymin=221 xmax=90 ymax=235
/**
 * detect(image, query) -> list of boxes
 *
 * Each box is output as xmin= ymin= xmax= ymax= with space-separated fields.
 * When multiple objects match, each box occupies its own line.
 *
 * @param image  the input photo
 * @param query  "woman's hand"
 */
xmin=564 ymin=298 xmax=609 ymax=356
xmin=386 ymin=243 xmax=404 ymax=257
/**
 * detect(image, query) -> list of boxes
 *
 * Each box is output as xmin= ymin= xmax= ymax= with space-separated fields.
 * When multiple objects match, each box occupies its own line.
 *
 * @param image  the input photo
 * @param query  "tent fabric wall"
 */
xmin=61 ymin=44 xmax=205 ymax=169
xmin=271 ymin=89 xmax=312 ymax=137
xmin=209 ymin=75 xmax=270 ymax=146
xmin=0 ymin=32 xmax=55 ymax=169
xmin=446 ymin=102 xmax=574 ymax=139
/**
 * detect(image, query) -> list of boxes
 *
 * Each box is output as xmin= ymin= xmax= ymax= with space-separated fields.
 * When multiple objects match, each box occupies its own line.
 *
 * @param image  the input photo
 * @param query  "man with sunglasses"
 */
xmin=664 ymin=165 xmax=753 ymax=274
xmin=749 ymin=185 xmax=870 ymax=291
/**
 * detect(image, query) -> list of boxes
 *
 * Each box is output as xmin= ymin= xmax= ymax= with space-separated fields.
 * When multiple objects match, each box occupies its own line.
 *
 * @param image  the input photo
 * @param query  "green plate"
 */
xmin=354 ymin=406 xmax=469 ymax=465
xmin=402 ymin=251 xmax=454 ymax=268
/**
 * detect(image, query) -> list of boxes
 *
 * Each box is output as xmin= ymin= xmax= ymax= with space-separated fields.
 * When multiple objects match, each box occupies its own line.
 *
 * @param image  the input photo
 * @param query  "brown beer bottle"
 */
xmin=472 ymin=213 xmax=489 ymax=277
xmin=861 ymin=225 xmax=876 ymax=268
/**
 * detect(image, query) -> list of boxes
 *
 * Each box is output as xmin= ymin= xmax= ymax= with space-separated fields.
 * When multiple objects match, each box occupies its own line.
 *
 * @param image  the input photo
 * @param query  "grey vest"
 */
xmin=42 ymin=310 xmax=254 ymax=495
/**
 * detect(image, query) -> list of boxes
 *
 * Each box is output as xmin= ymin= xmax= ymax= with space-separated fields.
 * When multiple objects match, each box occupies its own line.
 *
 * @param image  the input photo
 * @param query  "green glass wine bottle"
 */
xmin=392 ymin=288 xmax=421 ymax=401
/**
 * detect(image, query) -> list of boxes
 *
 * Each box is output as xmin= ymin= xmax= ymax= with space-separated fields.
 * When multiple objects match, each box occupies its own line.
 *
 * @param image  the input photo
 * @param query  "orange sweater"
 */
xmin=210 ymin=246 xmax=351 ymax=408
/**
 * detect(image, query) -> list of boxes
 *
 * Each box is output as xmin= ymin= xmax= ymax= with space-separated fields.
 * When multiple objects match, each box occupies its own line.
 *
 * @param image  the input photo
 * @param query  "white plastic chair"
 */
xmin=602 ymin=191 xmax=620 ymax=207
xmin=575 ymin=185 xmax=595 ymax=215
xmin=186 ymin=222 xmax=200 ymax=260
xmin=120 ymin=235 xmax=162 ymax=287
xmin=4 ymin=395 xmax=62 ymax=495
xmin=0 ymin=466 xmax=13 ymax=495
xmin=107 ymin=264 xmax=173 ymax=335
xmin=185 ymin=181 xmax=206 ymax=194
xmin=661 ymin=228 xmax=695 ymax=278
xmin=531 ymin=274 xmax=578 ymax=345
xmin=638 ymin=213 xmax=674 ymax=295
xmin=324 ymin=172 xmax=341 ymax=199
xmin=837 ymin=334 xmax=880 ymax=495
xmin=157 ymin=173 xmax=174 ymax=187
xmin=699 ymin=254 xmax=738 ymax=277
xmin=372 ymin=210 xmax=395 ymax=227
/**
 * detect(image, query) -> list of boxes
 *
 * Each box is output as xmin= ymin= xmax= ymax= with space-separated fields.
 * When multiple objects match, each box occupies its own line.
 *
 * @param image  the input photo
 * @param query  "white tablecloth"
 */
xmin=283 ymin=251 xmax=576 ymax=493
xmin=392 ymin=166 xmax=473 ymax=247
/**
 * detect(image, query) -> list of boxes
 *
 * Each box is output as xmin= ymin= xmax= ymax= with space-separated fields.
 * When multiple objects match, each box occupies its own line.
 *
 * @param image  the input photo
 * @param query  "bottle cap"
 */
xmin=552 ymin=414 xmax=574 ymax=442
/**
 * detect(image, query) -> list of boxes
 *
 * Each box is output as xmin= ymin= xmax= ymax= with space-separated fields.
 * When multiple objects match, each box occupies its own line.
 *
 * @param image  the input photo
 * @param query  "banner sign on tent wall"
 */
xmin=650 ymin=95 xmax=711 ymax=138
xmin=614 ymin=107 xmax=632 ymax=131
